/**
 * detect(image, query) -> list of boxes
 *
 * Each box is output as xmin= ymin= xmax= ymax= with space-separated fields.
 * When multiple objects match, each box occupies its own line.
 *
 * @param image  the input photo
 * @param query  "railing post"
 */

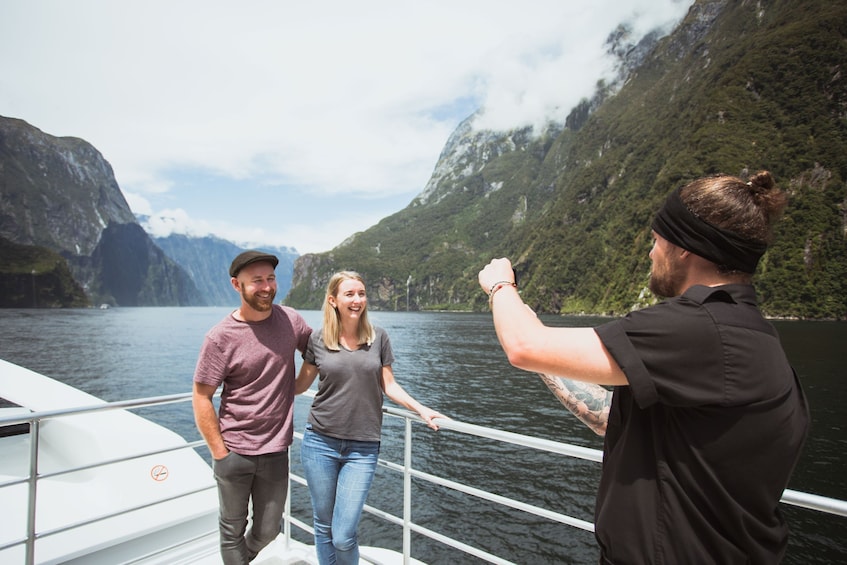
xmin=403 ymin=417 xmax=412 ymax=564
xmin=25 ymin=419 xmax=40 ymax=565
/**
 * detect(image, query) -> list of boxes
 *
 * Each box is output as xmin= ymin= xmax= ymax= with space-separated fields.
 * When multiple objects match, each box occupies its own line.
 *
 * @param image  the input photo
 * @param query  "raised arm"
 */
xmin=537 ymin=374 xmax=612 ymax=436
xmin=479 ymin=258 xmax=628 ymax=387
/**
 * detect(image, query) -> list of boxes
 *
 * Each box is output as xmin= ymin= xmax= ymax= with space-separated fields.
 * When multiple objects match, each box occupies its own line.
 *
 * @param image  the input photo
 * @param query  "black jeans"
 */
xmin=213 ymin=450 xmax=289 ymax=565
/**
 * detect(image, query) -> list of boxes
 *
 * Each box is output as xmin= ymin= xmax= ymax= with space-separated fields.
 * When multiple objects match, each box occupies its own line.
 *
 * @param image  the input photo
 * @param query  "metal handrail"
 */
xmin=379 ymin=408 xmax=847 ymax=520
xmin=2 ymin=393 xmax=846 ymax=565
xmin=0 ymin=392 xmax=216 ymax=564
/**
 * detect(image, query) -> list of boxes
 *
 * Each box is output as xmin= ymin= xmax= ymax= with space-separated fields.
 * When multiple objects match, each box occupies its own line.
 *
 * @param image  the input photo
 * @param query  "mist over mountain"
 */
xmin=285 ymin=0 xmax=847 ymax=320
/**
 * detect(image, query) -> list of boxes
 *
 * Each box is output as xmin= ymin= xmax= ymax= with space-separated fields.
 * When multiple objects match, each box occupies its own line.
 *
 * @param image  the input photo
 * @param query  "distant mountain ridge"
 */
xmin=147 ymin=229 xmax=298 ymax=306
xmin=285 ymin=0 xmax=847 ymax=320
xmin=0 ymin=116 xmax=299 ymax=308
xmin=0 ymin=116 xmax=205 ymax=307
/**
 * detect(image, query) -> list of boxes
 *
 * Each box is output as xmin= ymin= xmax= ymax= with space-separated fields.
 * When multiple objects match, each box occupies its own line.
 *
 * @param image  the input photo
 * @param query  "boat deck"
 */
xmin=1 ymin=358 xmax=845 ymax=564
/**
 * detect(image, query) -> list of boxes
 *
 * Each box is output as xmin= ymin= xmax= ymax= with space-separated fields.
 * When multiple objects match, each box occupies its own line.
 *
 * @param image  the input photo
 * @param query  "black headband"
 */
xmin=651 ymin=188 xmax=767 ymax=274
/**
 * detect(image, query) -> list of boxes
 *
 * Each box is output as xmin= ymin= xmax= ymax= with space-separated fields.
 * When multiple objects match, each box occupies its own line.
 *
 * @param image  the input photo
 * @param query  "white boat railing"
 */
xmin=1 ymin=393 xmax=846 ymax=564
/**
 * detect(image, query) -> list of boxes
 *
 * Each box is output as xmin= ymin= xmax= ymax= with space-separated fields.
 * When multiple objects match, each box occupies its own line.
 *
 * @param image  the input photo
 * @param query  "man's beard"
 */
xmin=242 ymin=288 xmax=276 ymax=312
xmin=648 ymin=259 xmax=685 ymax=299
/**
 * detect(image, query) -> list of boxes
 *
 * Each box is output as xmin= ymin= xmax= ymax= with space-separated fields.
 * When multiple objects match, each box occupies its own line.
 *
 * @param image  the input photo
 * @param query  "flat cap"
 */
xmin=229 ymin=250 xmax=279 ymax=277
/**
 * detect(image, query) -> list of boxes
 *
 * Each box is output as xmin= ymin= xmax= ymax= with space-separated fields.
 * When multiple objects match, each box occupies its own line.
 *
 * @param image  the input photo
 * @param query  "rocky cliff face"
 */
xmin=0 ymin=116 xmax=203 ymax=307
xmin=0 ymin=117 xmax=136 ymax=254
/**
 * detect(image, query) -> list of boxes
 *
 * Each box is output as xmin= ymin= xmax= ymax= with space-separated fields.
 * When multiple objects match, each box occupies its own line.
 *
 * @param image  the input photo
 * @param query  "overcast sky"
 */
xmin=1 ymin=1 xmax=691 ymax=254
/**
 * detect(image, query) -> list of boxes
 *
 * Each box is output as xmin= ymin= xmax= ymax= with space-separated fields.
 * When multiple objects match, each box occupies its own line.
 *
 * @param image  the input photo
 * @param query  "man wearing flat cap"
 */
xmin=193 ymin=250 xmax=312 ymax=564
xmin=478 ymin=171 xmax=809 ymax=564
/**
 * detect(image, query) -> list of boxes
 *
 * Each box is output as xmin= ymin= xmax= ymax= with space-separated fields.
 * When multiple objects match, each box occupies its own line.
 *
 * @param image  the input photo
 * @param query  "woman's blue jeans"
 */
xmin=300 ymin=425 xmax=380 ymax=565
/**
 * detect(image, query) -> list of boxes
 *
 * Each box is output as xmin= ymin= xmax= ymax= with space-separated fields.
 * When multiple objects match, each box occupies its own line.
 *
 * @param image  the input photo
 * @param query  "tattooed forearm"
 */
xmin=537 ymin=374 xmax=612 ymax=436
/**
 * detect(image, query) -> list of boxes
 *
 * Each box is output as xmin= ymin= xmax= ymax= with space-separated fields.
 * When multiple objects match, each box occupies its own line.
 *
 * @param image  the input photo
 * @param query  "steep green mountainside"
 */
xmin=0 ymin=236 xmax=89 ymax=308
xmin=516 ymin=0 xmax=847 ymax=319
xmin=286 ymin=0 xmax=847 ymax=319
xmin=287 ymin=121 xmax=567 ymax=310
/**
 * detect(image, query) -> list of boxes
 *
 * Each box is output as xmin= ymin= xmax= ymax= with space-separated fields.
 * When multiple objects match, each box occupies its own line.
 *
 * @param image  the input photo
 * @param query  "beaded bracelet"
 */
xmin=488 ymin=280 xmax=517 ymax=306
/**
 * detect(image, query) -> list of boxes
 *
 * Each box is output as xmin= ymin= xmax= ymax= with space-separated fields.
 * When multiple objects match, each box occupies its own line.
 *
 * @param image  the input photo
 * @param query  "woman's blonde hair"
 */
xmin=321 ymin=271 xmax=375 ymax=351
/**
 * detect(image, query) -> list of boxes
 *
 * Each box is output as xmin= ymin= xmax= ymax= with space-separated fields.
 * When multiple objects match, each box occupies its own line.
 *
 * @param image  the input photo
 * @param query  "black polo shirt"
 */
xmin=593 ymin=284 xmax=809 ymax=564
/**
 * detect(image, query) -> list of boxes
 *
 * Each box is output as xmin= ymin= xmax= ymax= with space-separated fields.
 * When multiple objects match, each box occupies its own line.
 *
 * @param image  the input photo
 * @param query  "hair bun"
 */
xmin=747 ymin=170 xmax=775 ymax=193
xmin=745 ymin=170 xmax=787 ymax=225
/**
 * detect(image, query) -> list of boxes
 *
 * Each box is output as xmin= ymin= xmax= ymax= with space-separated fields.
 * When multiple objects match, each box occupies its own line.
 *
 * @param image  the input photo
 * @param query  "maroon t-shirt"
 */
xmin=194 ymin=305 xmax=312 ymax=455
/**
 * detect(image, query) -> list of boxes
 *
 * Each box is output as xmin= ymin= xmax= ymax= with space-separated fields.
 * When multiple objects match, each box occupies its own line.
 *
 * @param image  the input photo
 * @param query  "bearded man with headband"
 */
xmin=478 ymin=171 xmax=809 ymax=564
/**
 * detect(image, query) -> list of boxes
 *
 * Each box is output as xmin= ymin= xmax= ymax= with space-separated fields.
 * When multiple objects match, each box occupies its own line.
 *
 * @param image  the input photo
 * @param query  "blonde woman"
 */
xmin=295 ymin=271 xmax=446 ymax=565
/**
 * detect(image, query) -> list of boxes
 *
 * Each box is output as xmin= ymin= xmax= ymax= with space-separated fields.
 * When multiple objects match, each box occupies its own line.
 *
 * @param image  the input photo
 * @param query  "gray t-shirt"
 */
xmin=304 ymin=326 xmax=395 ymax=442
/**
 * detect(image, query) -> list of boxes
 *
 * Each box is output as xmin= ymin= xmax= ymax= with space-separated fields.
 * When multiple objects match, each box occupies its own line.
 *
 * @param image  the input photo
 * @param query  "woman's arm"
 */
xmin=381 ymin=365 xmax=447 ymax=430
xmin=295 ymin=362 xmax=319 ymax=394
xmin=537 ymin=374 xmax=612 ymax=436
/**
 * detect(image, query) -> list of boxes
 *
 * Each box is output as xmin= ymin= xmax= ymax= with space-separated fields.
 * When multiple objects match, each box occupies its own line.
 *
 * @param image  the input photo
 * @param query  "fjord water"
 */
xmin=0 ymin=308 xmax=843 ymax=564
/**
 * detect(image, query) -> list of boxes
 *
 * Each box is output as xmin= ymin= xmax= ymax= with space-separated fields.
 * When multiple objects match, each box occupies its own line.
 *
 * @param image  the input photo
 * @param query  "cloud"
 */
xmin=123 ymin=192 xmax=152 ymax=217
xmin=0 ymin=0 xmax=692 ymax=254
xmin=139 ymin=206 xmax=384 ymax=256
xmin=140 ymin=209 xmax=205 ymax=239
xmin=472 ymin=1 xmax=691 ymax=131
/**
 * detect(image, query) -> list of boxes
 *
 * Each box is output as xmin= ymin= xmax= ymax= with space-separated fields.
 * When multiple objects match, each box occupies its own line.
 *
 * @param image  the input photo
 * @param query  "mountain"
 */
xmin=0 ymin=116 xmax=205 ymax=307
xmin=0 ymin=236 xmax=88 ymax=308
xmin=149 ymin=231 xmax=298 ymax=306
xmin=285 ymin=0 xmax=847 ymax=320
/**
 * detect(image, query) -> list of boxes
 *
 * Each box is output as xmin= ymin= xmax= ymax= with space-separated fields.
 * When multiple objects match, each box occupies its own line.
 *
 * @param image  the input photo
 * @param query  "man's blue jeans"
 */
xmin=300 ymin=425 xmax=380 ymax=565
xmin=213 ymin=450 xmax=289 ymax=565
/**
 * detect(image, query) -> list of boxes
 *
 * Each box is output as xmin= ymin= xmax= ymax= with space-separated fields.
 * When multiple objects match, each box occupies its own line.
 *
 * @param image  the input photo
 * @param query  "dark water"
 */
xmin=0 ymin=308 xmax=843 ymax=564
